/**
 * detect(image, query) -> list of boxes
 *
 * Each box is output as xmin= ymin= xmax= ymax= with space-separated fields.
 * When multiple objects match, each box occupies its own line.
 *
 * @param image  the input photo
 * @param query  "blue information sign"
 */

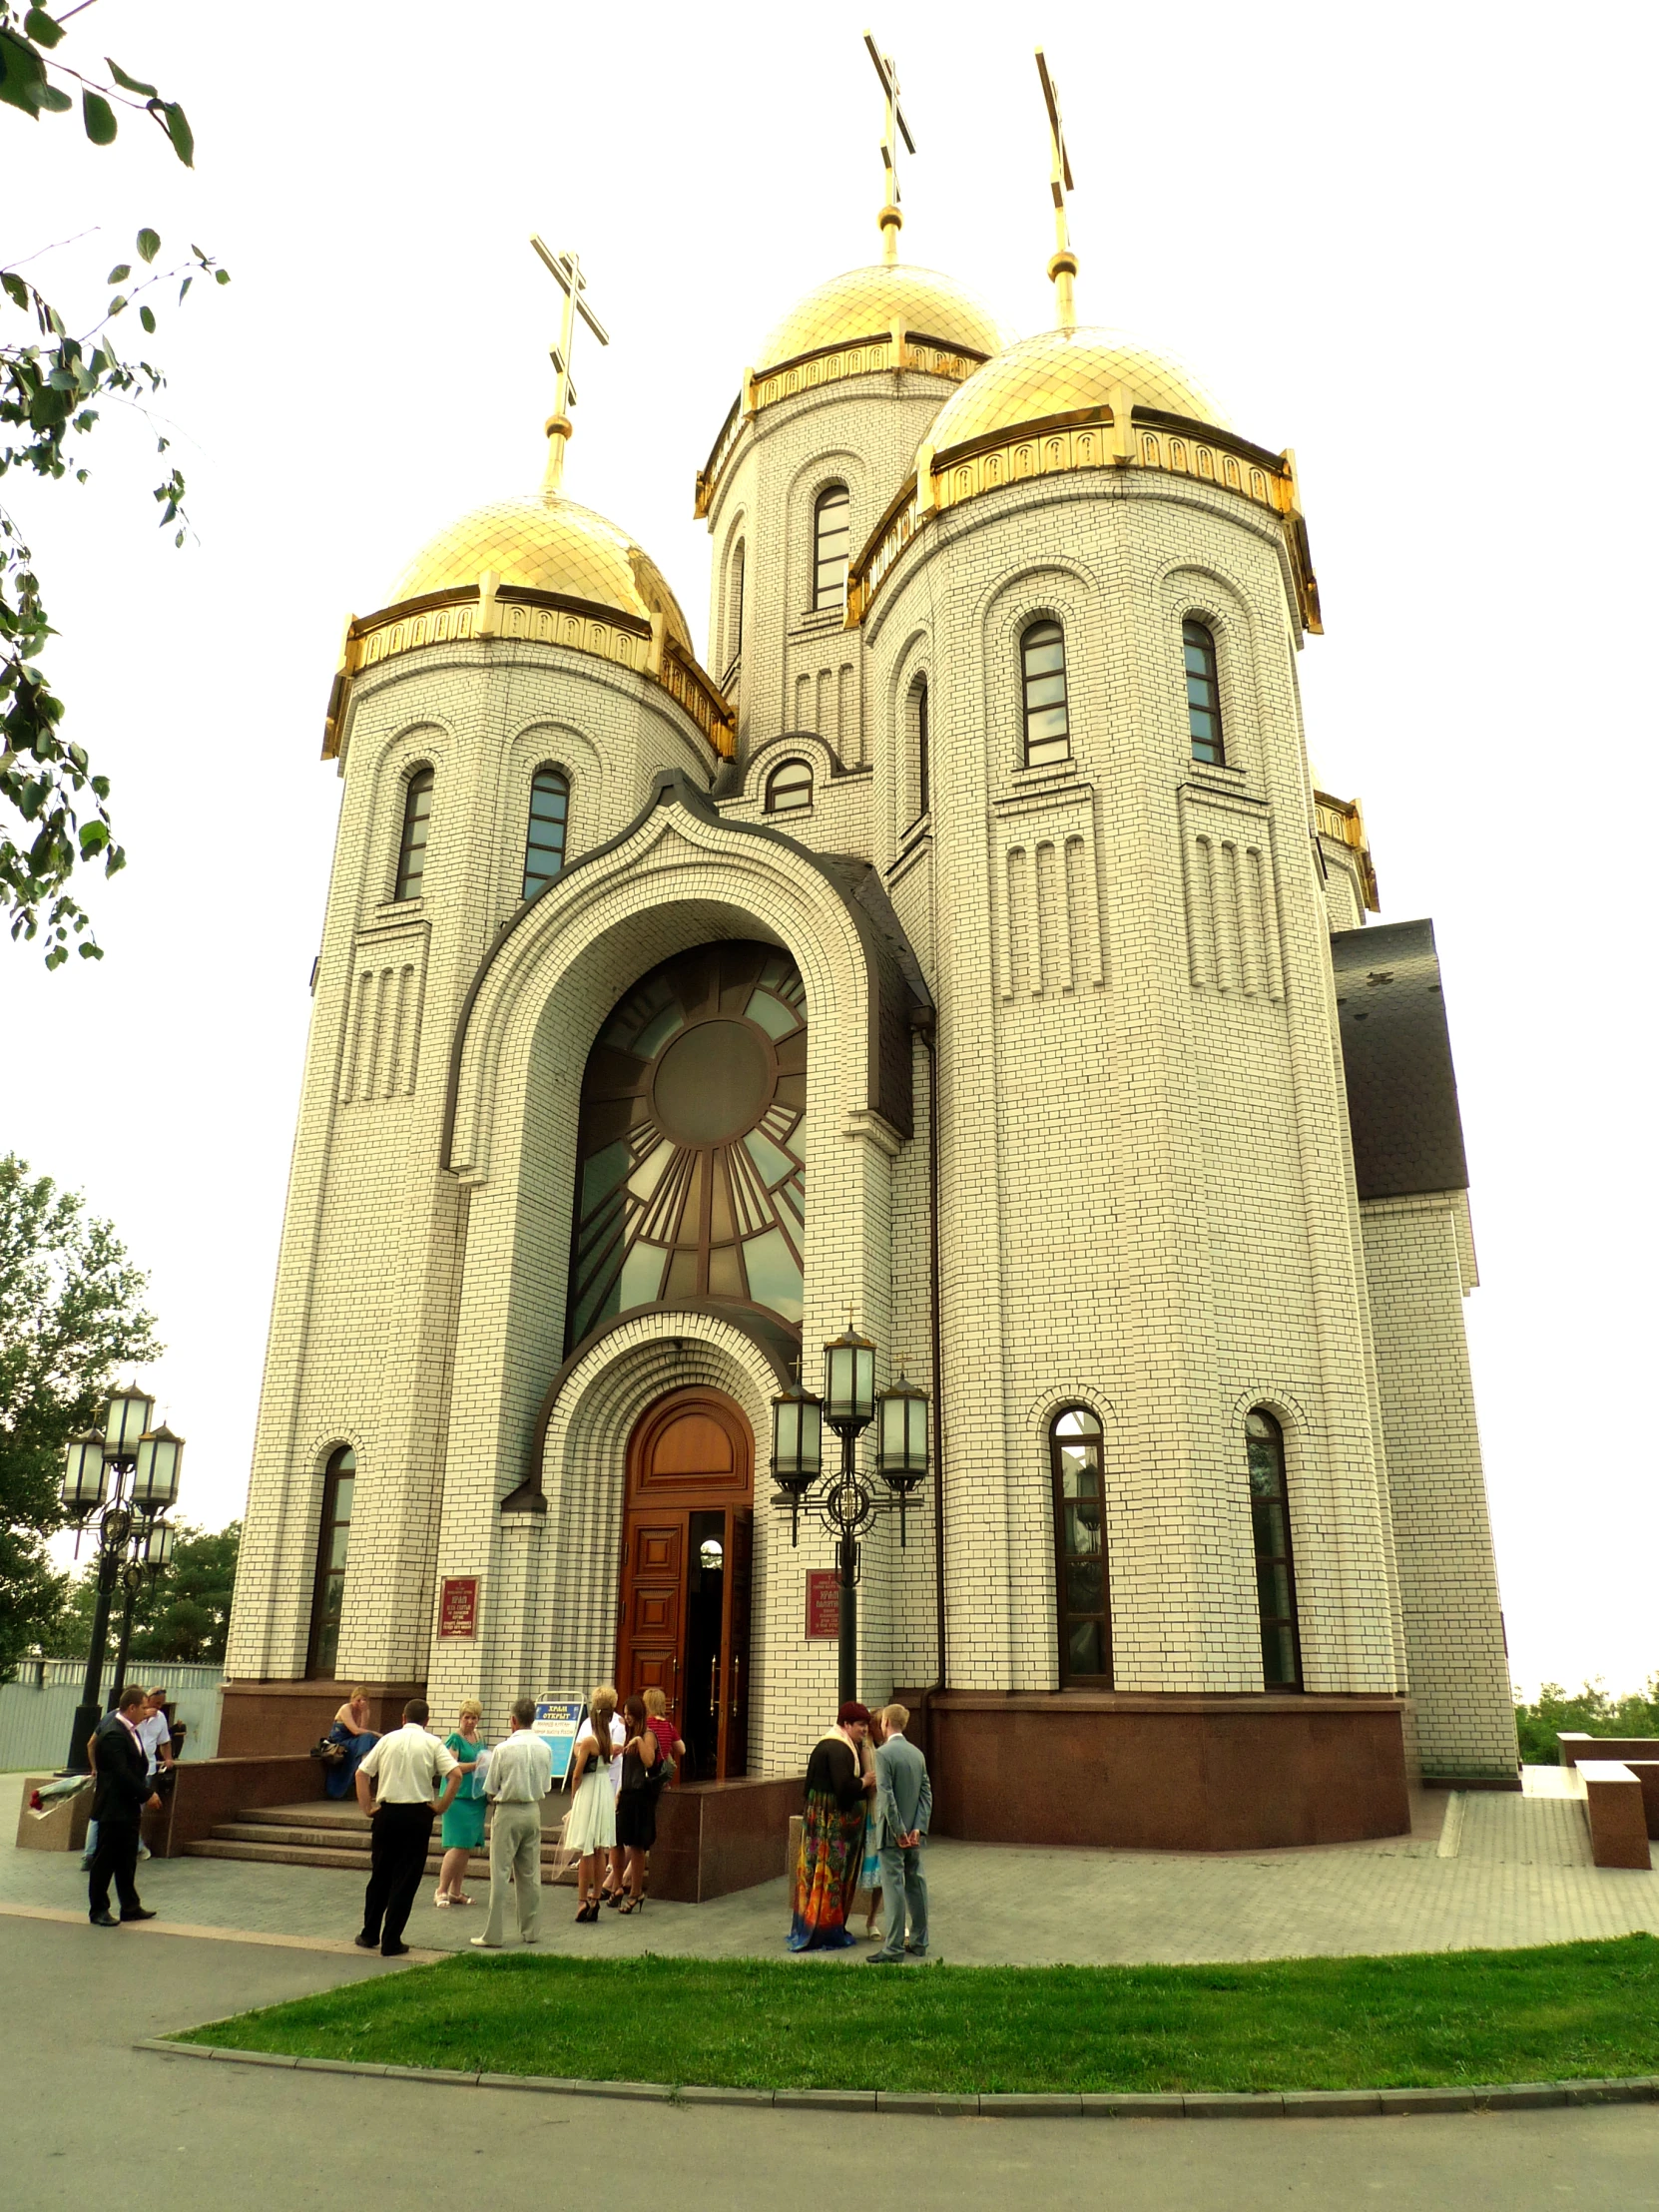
xmin=533 ymin=1695 xmax=586 ymax=1789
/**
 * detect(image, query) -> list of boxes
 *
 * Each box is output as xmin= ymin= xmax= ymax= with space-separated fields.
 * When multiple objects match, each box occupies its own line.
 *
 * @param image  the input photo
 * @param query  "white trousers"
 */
xmin=482 ymin=1801 xmax=544 ymax=1945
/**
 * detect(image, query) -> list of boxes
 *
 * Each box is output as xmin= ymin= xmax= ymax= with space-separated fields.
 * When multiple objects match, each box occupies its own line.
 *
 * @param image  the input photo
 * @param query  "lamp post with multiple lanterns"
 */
xmin=59 ymin=1383 xmax=185 ymax=1772
xmin=771 ymin=1324 xmax=929 ymax=1706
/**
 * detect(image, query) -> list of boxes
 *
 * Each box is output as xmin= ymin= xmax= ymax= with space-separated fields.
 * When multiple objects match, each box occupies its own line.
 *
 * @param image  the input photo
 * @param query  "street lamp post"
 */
xmin=59 ymin=1386 xmax=184 ymax=1772
xmin=771 ymin=1326 xmax=929 ymax=1707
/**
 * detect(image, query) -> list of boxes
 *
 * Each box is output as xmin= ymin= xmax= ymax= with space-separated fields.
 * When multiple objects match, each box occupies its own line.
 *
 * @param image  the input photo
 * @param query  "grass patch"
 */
xmin=172 ymin=1936 xmax=1659 ymax=2094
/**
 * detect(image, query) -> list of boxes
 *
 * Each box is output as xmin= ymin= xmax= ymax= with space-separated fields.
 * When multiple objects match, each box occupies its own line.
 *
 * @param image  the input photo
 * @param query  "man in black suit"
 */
xmin=87 ymin=1684 xmax=162 ymax=1927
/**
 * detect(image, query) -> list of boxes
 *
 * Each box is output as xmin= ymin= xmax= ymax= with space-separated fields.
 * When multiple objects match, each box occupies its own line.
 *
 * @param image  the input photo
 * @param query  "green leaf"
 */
xmin=0 ymin=29 xmax=51 ymax=115
xmin=139 ymin=304 xmax=155 ymax=334
xmin=136 ymin=228 xmax=160 ymax=265
xmin=38 ymin=81 xmax=70 ymax=111
xmin=105 ymin=57 xmax=159 ymax=98
xmin=177 ymin=276 xmax=192 ymax=302
xmin=105 ymin=264 xmax=132 ymax=284
xmin=2 ymin=272 xmax=28 ymax=310
xmin=159 ymin=100 xmax=193 ymax=166
xmin=23 ymin=10 xmax=64 ymax=49
xmin=107 ymin=294 xmax=127 ymax=317
xmin=214 ymin=267 xmax=230 ymax=285
xmin=81 ymin=87 xmax=117 ymax=144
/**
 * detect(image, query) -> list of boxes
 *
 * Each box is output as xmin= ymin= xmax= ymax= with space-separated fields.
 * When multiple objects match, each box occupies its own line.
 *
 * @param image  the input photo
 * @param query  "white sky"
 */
xmin=6 ymin=1 xmax=1654 ymax=1698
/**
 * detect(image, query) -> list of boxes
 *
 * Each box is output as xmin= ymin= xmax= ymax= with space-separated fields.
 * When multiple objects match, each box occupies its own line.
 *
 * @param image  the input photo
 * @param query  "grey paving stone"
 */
xmin=977 ymin=2093 xmax=1083 ymax=2116
xmin=212 ymin=2048 xmax=300 ymax=2070
xmin=1182 ymin=2092 xmax=1285 ymax=2117
xmin=1562 ymin=2076 xmax=1658 ymax=2105
xmin=295 ymin=2056 xmax=388 ymax=2076
xmin=1079 ymin=2092 xmax=1185 ymax=2117
xmin=1377 ymin=2086 xmax=1475 ymax=2114
xmin=672 ymin=2085 xmax=776 ymax=2106
xmin=773 ymin=2087 xmax=877 ymax=2110
xmin=1476 ymin=2083 xmax=1567 ymax=2109
xmin=1282 ymin=2089 xmax=1383 ymax=2116
xmin=877 ymin=2091 xmax=978 ymax=2116
xmin=132 ymin=2036 xmax=215 ymax=2060
xmin=477 ymin=2072 xmax=587 ymax=2093
xmin=379 ymin=2064 xmax=480 ymax=2086
xmin=576 ymin=2079 xmax=675 ymax=2101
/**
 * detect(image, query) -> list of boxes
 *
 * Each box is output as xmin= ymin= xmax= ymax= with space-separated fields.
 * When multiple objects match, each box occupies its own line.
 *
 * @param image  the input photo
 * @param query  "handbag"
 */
xmin=309 ymin=1734 xmax=347 ymax=1765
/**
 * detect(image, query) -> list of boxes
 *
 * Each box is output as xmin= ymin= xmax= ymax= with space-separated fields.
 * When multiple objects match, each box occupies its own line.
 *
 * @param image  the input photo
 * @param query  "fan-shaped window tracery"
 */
xmin=567 ymin=941 xmax=808 ymax=1346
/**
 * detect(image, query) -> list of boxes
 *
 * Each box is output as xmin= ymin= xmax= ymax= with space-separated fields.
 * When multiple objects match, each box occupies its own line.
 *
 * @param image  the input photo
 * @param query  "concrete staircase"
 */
xmin=183 ymin=1800 xmax=574 ymax=1885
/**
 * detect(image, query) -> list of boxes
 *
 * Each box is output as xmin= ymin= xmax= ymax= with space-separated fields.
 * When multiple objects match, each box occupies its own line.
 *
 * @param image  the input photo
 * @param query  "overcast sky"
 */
xmin=6 ymin=1 xmax=1653 ymax=1697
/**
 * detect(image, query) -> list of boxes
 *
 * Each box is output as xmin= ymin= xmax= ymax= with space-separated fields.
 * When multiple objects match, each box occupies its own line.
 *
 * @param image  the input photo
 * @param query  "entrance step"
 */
xmin=180 ymin=1800 xmax=577 ymax=1885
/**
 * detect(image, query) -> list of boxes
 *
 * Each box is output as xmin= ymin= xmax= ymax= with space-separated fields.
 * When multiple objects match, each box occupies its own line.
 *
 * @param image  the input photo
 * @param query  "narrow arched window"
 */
xmin=1050 ymin=1407 xmax=1111 ymax=1685
xmin=911 ymin=675 xmax=930 ymax=821
xmin=1247 ymin=1409 xmax=1302 ymax=1688
xmin=1021 ymin=619 xmax=1070 ymax=767
xmin=814 ymin=484 xmax=850 ymax=610
xmin=393 ymin=767 xmax=433 ymax=900
xmin=1184 ymin=619 xmax=1225 ymax=765
xmin=522 ymin=766 xmax=569 ymax=899
xmin=306 ymin=1446 xmax=356 ymax=1679
xmin=766 ymin=758 xmax=813 ymax=815
xmin=728 ymin=538 xmax=746 ymax=665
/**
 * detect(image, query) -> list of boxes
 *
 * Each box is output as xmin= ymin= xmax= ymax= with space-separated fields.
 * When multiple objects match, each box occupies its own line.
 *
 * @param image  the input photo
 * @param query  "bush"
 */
xmin=1513 ymin=1676 xmax=1659 ymax=1764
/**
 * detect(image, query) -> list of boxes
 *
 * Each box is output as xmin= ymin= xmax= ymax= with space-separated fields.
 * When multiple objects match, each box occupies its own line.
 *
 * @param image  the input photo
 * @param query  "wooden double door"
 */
xmin=616 ymin=1387 xmax=753 ymax=1781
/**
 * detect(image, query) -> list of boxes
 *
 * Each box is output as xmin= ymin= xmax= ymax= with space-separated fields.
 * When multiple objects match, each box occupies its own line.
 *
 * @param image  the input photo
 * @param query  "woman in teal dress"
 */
xmin=434 ymin=1698 xmax=487 ymax=1908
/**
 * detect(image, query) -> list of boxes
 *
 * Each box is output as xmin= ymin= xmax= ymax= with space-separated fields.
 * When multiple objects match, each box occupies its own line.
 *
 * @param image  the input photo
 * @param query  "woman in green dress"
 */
xmin=434 ymin=1698 xmax=487 ymax=1908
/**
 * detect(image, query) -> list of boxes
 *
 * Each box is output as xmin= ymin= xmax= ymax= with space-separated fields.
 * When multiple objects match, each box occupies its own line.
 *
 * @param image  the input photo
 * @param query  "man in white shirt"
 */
xmin=353 ymin=1698 xmax=460 ymax=1955
xmin=134 ymin=1689 xmax=174 ymax=1862
xmin=471 ymin=1697 xmax=555 ymax=1949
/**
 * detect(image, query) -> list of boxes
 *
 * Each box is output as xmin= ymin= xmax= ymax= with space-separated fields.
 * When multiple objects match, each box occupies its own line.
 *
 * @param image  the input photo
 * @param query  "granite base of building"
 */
xmin=897 ymin=1691 xmax=1411 ymax=1852
xmin=650 ymin=1775 xmax=802 ymax=1902
xmin=219 ymin=1680 xmax=426 ymax=1759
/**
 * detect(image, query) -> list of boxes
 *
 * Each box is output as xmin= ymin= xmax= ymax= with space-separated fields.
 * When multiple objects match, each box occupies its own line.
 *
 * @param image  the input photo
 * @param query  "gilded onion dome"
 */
xmin=387 ymin=489 xmax=695 ymax=657
xmin=924 ymin=323 xmax=1230 ymax=458
xmin=755 ymin=262 xmax=1008 ymax=373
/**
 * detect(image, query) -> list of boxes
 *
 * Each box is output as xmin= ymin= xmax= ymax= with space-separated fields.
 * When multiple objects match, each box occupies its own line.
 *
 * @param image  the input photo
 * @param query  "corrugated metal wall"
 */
xmin=1 ymin=1662 xmax=223 ymax=1772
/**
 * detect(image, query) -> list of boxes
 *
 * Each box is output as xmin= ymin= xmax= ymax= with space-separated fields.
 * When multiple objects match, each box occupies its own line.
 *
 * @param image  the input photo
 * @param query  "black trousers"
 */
xmin=88 ymin=1817 xmax=142 ymax=1920
xmin=360 ymin=1803 xmax=433 ymax=1949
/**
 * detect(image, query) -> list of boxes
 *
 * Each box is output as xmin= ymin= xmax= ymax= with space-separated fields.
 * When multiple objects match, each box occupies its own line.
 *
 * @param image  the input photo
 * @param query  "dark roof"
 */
xmin=1331 ymin=917 xmax=1468 ymax=1197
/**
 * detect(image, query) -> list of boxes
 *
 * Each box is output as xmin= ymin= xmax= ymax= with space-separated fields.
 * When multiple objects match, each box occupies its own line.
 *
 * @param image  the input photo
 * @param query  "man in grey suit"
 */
xmin=866 ymin=1702 xmax=931 ymax=1962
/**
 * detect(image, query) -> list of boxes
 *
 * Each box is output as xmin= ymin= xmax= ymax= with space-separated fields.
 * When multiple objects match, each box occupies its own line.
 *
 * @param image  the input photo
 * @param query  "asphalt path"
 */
xmin=3 ymin=1914 xmax=1657 ymax=2211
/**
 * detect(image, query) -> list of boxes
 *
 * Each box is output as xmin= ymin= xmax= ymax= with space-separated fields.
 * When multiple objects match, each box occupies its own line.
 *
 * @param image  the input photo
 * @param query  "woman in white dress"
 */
xmin=566 ymin=1685 xmax=619 ymax=1924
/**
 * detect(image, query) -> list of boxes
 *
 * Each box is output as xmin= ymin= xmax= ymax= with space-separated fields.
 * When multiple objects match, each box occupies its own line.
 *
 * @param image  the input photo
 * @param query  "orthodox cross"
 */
xmin=529 ymin=237 xmax=610 ymax=490
xmin=863 ymin=31 xmax=914 ymax=262
xmin=1035 ymin=48 xmax=1078 ymax=327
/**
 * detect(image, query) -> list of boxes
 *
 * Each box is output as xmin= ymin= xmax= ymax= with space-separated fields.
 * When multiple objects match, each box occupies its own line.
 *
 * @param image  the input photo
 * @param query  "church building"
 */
xmin=223 ymin=46 xmax=1518 ymax=1855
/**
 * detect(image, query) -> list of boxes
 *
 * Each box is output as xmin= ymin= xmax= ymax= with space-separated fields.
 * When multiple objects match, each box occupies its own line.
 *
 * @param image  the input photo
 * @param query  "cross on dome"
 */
xmin=1035 ymin=48 xmax=1079 ymax=329
xmin=530 ymin=237 xmax=611 ymax=491
xmin=863 ymin=30 xmax=915 ymax=265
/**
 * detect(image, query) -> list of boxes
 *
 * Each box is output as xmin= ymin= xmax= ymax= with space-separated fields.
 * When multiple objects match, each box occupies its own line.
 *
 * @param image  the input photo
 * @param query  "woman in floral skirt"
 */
xmin=787 ymin=1701 xmax=876 ymax=1951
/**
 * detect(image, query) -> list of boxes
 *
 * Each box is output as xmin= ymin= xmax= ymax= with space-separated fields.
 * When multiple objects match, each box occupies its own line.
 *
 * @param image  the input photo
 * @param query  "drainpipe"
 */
xmin=916 ymin=1022 xmax=946 ymax=1777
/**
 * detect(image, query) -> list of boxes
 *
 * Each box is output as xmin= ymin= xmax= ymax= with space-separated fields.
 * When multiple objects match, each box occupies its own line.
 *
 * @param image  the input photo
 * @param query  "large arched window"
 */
xmin=393 ymin=767 xmax=434 ymax=900
xmin=306 ymin=1446 xmax=356 ymax=1679
xmin=814 ymin=484 xmax=850 ymax=610
xmin=522 ymin=766 xmax=569 ymax=899
xmin=1247 ymin=1408 xmax=1302 ymax=1688
xmin=567 ymin=940 xmax=808 ymax=1345
xmin=1050 ymin=1407 xmax=1111 ymax=1684
xmin=910 ymin=675 xmax=930 ymax=821
xmin=1183 ymin=618 xmax=1225 ymax=765
xmin=1021 ymin=619 xmax=1070 ymax=767
xmin=727 ymin=536 xmax=746 ymax=665
xmin=765 ymin=758 xmax=813 ymax=815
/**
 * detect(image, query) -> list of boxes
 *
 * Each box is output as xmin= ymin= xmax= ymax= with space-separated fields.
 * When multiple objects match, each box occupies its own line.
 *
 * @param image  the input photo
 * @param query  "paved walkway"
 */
xmin=7 ymin=1770 xmax=1658 ymax=1967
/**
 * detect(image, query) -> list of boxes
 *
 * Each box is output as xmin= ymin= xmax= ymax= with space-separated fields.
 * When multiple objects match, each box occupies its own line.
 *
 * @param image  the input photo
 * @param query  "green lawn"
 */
xmin=174 ymin=1936 xmax=1659 ymax=2093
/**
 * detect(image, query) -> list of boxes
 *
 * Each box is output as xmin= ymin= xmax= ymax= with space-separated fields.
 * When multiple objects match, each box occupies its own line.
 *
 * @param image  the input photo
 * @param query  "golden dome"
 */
xmin=757 ymin=263 xmax=1007 ymax=371
xmin=926 ymin=324 xmax=1230 ymax=457
xmin=388 ymin=490 xmax=694 ymax=656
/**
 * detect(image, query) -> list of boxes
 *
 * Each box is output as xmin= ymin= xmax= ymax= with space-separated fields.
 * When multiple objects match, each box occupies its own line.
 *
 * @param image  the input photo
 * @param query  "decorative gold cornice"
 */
xmin=845 ymin=403 xmax=1323 ymax=637
xmin=321 ymin=583 xmax=735 ymax=763
xmin=1314 ymin=791 xmax=1380 ymax=912
xmin=692 ymin=328 xmax=990 ymax=520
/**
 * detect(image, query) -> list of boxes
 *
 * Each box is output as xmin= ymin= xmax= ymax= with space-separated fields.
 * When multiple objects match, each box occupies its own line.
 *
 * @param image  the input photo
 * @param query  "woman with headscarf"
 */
xmin=787 ymin=1700 xmax=877 ymax=1951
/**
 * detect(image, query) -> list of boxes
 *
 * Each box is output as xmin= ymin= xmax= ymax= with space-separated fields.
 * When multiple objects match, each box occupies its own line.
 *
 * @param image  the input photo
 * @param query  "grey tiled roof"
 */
xmin=1331 ymin=918 xmax=1469 ymax=1197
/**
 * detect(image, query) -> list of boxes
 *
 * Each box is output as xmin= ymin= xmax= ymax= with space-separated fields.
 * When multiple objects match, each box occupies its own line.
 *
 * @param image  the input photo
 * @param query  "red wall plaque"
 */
xmin=806 ymin=1569 xmax=840 ymax=1640
xmin=438 ymin=1576 xmax=479 ymax=1639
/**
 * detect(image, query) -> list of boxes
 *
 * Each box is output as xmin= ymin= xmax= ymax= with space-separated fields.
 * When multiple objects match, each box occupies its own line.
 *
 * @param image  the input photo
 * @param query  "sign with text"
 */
xmin=437 ymin=1576 xmax=478 ymax=1639
xmin=806 ymin=1570 xmax=840 ymax=1640
xmin=534 ymin=1695 xmax=586 ymax=1788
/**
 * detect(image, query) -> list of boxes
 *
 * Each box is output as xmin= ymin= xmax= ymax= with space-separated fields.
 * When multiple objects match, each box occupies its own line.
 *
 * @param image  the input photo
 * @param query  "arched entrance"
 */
xmin=617 ymin=1387 xmax=753 ymax=1780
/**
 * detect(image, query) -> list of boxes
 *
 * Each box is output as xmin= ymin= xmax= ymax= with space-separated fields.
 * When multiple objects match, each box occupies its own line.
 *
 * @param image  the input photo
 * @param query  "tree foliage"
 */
xmin=1513 ymin=1678 xmax=1659 ymax=1765
xmin=0 ymin=1150 xmax=160 ymax=1672
xmin=1 ymin=1 xmax=226 ymax=966
xmin=51 ymin=1517 xmax=239 ymax=1665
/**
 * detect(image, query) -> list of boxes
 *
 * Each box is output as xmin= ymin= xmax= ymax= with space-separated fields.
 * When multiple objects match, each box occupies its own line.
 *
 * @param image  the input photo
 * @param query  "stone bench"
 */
xmin=1576 ymin=1761 xmax=1653 ymax=1869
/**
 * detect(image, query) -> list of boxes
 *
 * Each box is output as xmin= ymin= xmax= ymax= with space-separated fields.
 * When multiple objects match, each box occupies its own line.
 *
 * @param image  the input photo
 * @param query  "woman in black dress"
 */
xmin=614 ymin=1693 xmax=660 ymax=1913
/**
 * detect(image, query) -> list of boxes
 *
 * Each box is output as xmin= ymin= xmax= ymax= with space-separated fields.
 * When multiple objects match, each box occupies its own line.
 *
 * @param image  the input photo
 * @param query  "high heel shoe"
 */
xmin=576 ymin=1901 xmax=599 ymax=1923
xmin=619 ymin=1896 xmax=637 ymax=1915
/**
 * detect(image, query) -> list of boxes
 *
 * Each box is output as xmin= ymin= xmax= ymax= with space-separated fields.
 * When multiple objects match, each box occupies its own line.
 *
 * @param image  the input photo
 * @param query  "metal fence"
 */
xmin=0 ymin=1661 xmax=223 ymax=1773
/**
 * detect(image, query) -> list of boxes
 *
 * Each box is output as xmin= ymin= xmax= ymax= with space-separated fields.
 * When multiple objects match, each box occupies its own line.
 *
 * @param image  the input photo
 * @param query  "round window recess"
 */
xmin=651 ymin=1019 xmax=773 ymax=1147
xmin=699 ymin=1539 xmax=725 ymax=1571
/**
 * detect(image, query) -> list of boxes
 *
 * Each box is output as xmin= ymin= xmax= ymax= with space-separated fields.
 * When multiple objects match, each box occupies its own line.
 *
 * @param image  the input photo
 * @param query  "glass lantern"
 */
xmin=133 ymin=1423 xmax=184 ymax=1513
xmin=770 ymin=1382 xmax=823 ymax=1547
xmin=874 ymin=1373 xmax=929 ymax=1492
xmin=103 ymin=1383 xmax=156 ymax=1458
xmin=823 ymin=1328 xmax=876 ymax=1432
xmin=61 ymin=1429 xmax=110 ymax=1516
xmin=141 ymin=1518 xmax=176 ymax=1570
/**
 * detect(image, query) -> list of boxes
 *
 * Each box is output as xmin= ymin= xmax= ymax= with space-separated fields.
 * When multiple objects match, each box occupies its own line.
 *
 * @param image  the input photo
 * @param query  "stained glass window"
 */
xmin=567 ymin=941 xmax=808 ymax=1346
xmin=522 ymin=767 xmax=569 ymax=899
xmin=1247 ymin=1408 xmax=1302 ymax=1688
xmin=1184 ymin=619 xmax=1225 ymax=765
xmin=1050 ymin=1407 xmax=1110 ymax=1684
